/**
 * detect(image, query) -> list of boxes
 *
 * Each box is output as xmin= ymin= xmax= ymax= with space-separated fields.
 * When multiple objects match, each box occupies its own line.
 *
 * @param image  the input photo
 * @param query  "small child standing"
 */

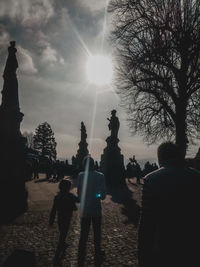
xmin=49 ymin=179 xmax=78 ymax=265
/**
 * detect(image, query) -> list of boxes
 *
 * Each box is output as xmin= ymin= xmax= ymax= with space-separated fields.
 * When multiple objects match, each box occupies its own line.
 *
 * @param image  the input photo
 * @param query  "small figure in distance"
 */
xmin=33 ymin=158 xmax=39 ymax=179
xmin=49 ymin=179 xmax=78 ymax=266
xmin=77 ymin=155 xmax=106 ymax=267
xmin=138 ymin=142 xmax=200 ymax=267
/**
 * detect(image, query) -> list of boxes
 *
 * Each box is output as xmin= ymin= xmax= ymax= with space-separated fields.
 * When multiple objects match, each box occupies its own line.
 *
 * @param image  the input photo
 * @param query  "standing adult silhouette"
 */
xmin=77 ymin=156 xmax=106 ymax=266
xmin=138 ymin=142 xmax=200 ymax=267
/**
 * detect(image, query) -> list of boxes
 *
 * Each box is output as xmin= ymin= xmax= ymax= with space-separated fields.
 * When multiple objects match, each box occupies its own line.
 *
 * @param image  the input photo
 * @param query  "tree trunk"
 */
xmin=175 ymin=100 xmax=188 ymax=159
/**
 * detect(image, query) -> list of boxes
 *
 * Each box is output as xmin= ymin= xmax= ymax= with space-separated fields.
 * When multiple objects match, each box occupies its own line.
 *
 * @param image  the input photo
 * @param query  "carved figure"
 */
xmin=107 ymin=110 xmax=120 ymax=139
xmin=81 ymin=122 xmax=87 ymax=141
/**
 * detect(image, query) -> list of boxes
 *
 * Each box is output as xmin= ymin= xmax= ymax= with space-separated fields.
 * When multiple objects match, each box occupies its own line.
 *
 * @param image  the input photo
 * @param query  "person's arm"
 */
xmin=71 ymin=193 xmax=79 ymax=211
xmin=72 ymin=193 xmax=80 ymax=203
xmin=100 ymin=174 xmax=106 ymax=200
xmin=77 ymin=173 xmax=82 ymax=201
xmin=49 ymin=197 xmax=57 ymax=226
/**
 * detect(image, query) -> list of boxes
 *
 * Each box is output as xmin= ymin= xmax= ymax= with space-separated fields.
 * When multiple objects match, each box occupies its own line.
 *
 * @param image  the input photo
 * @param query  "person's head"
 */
xmin=157 ymin=142 xmax=181 ymax=167
xmin=111 ymin=109 xmax=117 ymax=116
xmin=82 ymin=155 xmax=94 ymax=171
xmin=59 ymin=179 xmax=71 ymax=193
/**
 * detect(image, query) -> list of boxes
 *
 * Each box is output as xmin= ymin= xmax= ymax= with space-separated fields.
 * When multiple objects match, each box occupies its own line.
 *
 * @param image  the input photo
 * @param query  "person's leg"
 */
xmin=78 ymin=217 xmax=91 ymax=267
xmin=92 ymin=216 xmax=102 ymax=254
xmin=53 ymin=219 xmax=71 ymax=265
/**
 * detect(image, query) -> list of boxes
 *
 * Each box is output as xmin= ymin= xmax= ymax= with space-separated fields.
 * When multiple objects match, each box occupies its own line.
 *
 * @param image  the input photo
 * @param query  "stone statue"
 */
xmin=76 ymin=122 xmax=89 ymax=173
xmin=2 ymin=41 xmax=20 ymax=112
xmin=3 ymin=41 xmax=18 ymax=78
xmin=100 ymin=110 xmax=125 ymax=188
xmin=81 ymin=121 xmax=87 ymax=141
xmin=107 ymin=110 xmax=120 ymax=139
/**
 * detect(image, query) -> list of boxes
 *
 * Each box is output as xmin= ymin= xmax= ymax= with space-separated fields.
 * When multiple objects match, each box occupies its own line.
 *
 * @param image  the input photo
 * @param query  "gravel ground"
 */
xmin=0 ymin=177 xmax=142 ymax=267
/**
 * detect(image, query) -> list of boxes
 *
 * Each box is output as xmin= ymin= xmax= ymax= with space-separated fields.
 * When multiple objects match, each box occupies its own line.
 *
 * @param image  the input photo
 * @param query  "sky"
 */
xmin=0 ymin=0 xmax=198 ymax=163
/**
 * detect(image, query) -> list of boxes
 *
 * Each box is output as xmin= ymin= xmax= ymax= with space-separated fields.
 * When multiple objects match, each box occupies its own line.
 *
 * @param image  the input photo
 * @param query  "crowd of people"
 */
xmin=26 ymin=154 xmax=158 ymax=184
xmin=26 ymin=158 xmax=75 ymax=182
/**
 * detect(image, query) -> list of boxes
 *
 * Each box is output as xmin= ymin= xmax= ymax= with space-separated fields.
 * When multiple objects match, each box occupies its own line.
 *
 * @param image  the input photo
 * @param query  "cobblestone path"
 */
xmin=0 ymin=178 xmax=142 ymax=267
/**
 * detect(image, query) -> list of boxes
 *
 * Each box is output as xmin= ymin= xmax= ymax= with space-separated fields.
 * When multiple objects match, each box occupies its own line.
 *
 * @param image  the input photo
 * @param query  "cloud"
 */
xmin=18 ymin=46 xmax=37 ymax=74
xmin=0 ymin=0 xmax=167 ymax=162
xmin=78 ymin=0 xmax=108 ymax=12
xmin=0 ymin=0 xmax=54 ymax=28
xmin=41 ymin=45 xmax=57 ymax=64
xmin=0 ymin=26 xmax=9 ymax=46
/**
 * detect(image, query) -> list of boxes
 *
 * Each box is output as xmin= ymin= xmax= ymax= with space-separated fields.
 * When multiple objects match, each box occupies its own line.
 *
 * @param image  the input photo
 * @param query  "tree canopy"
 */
xmin=109 ymin=0 xmax=200 ymax=157
xmin=33 ymin=122 xmax=57 ymax=160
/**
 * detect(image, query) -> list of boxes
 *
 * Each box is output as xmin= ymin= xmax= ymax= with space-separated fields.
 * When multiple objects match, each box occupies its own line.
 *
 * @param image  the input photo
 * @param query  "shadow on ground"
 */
xmin=109 ymin=185 xmax=141 ymax=227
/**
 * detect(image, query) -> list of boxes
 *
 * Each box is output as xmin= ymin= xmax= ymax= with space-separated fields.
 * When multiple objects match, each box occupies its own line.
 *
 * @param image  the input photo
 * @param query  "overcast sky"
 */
xmin=0 ymin=0 xmax=198 ymax=163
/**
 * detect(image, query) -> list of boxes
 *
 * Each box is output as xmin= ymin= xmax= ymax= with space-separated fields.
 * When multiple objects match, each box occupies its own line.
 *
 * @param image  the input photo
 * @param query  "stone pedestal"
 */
xmin=100 ymin=136 xmax=126 ymax=190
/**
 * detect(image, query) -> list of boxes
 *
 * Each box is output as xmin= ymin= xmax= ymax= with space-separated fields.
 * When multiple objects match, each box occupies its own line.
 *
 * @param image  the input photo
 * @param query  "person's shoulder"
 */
xmin=144 ymin=167 xmax=164 ymax=181
xmin=185 ymin=166 xmax=200 ymax=178
xmin=54 ymin=193 xmax=61 ymax=202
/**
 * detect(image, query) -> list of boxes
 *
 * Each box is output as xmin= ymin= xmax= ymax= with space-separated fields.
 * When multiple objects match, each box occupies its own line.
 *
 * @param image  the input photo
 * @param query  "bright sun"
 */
xmin=86 ymin=55 xmax=113 ymax=86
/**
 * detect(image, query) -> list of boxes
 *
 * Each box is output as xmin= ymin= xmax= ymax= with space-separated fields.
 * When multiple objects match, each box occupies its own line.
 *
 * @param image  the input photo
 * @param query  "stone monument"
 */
xmin=100 ymin=110 xmax=126 ymax=189
xmin=0 ymin=41 xmax=28 ymax=224
xmin=76 ymin=122 xmax=89 ymax=171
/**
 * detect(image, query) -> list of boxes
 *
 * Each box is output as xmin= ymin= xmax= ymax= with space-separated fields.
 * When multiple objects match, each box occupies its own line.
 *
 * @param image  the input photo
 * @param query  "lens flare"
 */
xmin=86 ymin=55 xmax=113 ymax=86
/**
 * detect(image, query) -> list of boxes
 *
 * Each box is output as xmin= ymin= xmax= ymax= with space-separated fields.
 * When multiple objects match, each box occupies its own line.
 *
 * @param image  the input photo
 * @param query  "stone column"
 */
xmin=0 ymin=42 xmax=28 ymax=224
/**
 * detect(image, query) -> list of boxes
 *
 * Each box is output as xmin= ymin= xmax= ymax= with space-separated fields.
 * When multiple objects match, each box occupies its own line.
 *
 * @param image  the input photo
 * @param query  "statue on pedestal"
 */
xmin=107 ymin=109 xmax=120 ymax=140
xmin=100 ymin=110 xmax=125 ymax=190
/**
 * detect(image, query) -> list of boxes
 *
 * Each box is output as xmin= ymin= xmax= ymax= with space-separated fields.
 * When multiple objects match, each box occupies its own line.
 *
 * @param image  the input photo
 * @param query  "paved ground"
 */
xmin=0 ymin=176 xmax=142 ymax=267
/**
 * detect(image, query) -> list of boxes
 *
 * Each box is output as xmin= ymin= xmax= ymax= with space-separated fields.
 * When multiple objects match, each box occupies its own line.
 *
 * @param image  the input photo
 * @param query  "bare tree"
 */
xmin=109 ymin=0 xmax=200 ymax=158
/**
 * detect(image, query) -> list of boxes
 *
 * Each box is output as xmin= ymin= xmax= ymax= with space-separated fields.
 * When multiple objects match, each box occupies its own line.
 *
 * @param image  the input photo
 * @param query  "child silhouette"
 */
xmin=49 ymin=179 xmax=78 ymax=265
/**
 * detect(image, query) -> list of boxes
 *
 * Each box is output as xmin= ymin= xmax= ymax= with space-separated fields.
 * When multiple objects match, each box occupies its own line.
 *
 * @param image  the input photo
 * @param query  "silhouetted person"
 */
xmin=135 ymin=161 xmax=142 ymax=184
xmin=77 ymin=156 xmax=106 ymax=267
xmin=126 ymin=156 xmax=142 ymax=183
xmin=138 ymin=142 xmax=200 ymax=267
xmin=72 ymin=155 xmax=76 ymax=166
xmin=33 ymin=158 xmax=39 ymax=179
xmin=107 ymin=109 xmax=120 ymax=139
xmin=152 ymin=162 xmax=158 ymax=171
xmin=142 ymin=161 xmax=154 ymax=176
xmin=49 ymin=179 xmax=78 ymax=266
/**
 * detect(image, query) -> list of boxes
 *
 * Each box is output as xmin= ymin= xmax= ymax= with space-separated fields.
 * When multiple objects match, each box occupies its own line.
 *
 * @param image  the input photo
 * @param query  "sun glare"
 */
xmin=86 ymin=55 xmax=113 ymax=86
